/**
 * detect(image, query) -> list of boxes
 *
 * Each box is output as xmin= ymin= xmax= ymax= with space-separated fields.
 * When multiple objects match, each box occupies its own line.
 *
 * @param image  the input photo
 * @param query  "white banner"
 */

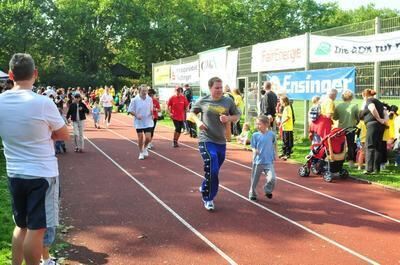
xmin=170 ymin=61 xmax=199 ymax=84
xmin=310 ymin=31 xmax=400 ymax=63
xmin=158 ymin=87 xmax=174 ymax=102
xmin=251 ymin=35 xmax=306 ymax=72
xmin=225 ymin=49 xmax=238 ymax=90
xmin=199 ymin=47 xmax=228 ymax=93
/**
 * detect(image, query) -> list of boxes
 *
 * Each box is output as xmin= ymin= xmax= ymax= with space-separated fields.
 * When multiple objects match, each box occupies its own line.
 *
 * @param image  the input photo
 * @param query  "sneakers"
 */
xmin=249 ymin=196 xmax=257 ymax=201
xmin=173 ymin=141 xmax=179 ymax=148
xmin=143 ymin=148 xmax=149 ymax=157
xmin=41 ymin=258 xmax=59 ymax=265
xmin=147 ymin=142 xmax=153 ymax=149
xmin=138 ymin=153 xmax=145 ymax=160
xmin=203 ymin=200 xmax=215 ymax=211
xmin=265 ymin=193 xmax=273 ymax=199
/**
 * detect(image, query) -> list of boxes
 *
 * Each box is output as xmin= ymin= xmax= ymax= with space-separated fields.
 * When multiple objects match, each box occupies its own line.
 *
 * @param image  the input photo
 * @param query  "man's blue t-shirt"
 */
xmin=251 ymin=130 xmax=276 ymax=165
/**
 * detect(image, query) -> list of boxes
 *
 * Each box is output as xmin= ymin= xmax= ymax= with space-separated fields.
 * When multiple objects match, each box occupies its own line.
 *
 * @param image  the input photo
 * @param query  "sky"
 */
xmin=316 ymin=0 xmax=400 ymax=10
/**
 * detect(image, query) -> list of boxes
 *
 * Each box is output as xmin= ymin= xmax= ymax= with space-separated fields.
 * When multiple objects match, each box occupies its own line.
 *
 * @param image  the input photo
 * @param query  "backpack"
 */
xmin=309 ymin=104 xmax=321 ymax=122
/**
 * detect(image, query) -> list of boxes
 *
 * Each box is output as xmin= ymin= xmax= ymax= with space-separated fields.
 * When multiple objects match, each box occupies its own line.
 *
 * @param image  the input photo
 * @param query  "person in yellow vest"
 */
xmin=356 ymin=118 xmax=367 ymax=170
xmin=279 ymin=96 xmax=294 ymax=160
xmin=381 ymin=105 xmax=397 ymax=169
xmin=394 ymin=107 xmax=400 ymax=167
xmin=319 ymin=88 xmax=338 ymax=138
xmin=110 ymin=85 xmax=115 ymax=97
xmin=232 ymin=88 xmax=244 ymax=135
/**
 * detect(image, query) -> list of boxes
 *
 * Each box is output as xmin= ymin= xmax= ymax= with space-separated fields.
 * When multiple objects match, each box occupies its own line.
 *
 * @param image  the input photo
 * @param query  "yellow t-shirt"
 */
xmin=110 ymin=88 xmax=115 ymax=97
xmin=320 ymin=97 xmax=335 ymax=116
xmin=282 ymin=106 xmax=293 ymax=131
xmin=395 ymin=115 xmax=400 ymax=140
xmin=357 ymin=120 xmax=367 ymax=143
xmin=383 ymin=118 xmax=395 ymax=141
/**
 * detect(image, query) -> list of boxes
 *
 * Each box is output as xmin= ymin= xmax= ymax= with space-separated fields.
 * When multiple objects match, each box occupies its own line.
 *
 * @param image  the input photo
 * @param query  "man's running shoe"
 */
xmin=138 ymin=153 xmax=145 ymax=160
xmin=203 ymin=200 xmax=215 ymax=211
xmin=143 ymin=148 xmax=149 ymax=157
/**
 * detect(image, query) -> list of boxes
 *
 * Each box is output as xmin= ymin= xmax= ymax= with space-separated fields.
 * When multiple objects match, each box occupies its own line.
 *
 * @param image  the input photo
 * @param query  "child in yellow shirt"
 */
xmin=356 ymin=119 xmax=367 ymax=170
xmin=279 ymin=96 xmax=294 ymax=160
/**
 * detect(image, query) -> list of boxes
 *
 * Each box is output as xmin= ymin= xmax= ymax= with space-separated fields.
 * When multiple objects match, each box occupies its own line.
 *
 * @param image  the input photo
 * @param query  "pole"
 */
xmin=374 ymin=17 xmax=381 ymax=98
xmin=303 ymin=32 xmax=310 ymax=138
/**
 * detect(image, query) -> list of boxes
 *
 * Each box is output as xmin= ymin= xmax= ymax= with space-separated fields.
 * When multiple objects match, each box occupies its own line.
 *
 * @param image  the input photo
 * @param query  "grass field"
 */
xmin=0 ymin=144 xmax=13 ymax=264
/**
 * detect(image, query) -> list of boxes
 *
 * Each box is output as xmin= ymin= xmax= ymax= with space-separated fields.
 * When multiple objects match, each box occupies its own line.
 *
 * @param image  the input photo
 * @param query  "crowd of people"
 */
xmin=0 ymin=52 xmax=399 ymax=265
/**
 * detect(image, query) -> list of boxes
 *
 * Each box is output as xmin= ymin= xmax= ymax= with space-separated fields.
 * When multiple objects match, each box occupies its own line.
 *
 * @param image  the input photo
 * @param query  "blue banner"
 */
xmin=266 ymin=67 xmax=355 ymax=100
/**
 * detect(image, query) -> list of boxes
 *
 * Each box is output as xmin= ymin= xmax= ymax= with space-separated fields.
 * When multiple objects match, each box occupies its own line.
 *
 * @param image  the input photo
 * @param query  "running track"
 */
xmin=58 ymin=113 xmax=400 ymax=265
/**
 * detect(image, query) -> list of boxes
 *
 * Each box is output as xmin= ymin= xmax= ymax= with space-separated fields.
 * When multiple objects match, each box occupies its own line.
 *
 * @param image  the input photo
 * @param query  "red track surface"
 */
xmin=58 ymin=113 xmax=400 ymax=265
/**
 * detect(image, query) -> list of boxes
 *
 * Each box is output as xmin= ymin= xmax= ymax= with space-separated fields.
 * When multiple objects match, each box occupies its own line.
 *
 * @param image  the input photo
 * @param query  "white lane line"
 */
xmin=113 ymin=117 xmax=400 ymax=224
xmin=105 ymin=127 xmax=380 ymax=265
xmin=85 ymin=137 xmax=238 ymax=265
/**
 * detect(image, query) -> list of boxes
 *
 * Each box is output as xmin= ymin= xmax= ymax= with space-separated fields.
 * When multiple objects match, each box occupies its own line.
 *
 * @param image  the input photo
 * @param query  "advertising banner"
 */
xmin=251 ymin=35 xmax=306 ymax=72
xmin=199 ymin=47 xmax=228 ymax=93
xmin=154 ymin=65 xmax=170 ymax=85
xmin=225 ymin=49 xmax=238 ymax=90
xmin=170 ymin=61 xmax=199 ymax=84
xmin=266 ymin=67 xmax=355 ymax=100
xmin=310 ymin=31 xmax=400 ymax=63
xmin=158 ymin=87 xmax=175 ymax=102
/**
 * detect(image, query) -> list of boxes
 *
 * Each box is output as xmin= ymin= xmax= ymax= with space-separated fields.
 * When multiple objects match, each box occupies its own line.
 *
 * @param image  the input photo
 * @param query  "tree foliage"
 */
xmin=0 ymin=0 xmax=398 ymax=87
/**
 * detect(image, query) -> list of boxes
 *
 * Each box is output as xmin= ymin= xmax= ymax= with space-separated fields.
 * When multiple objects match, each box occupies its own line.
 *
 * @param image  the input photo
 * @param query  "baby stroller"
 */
xmin=298 ymin=127 xmax=357 ymax=182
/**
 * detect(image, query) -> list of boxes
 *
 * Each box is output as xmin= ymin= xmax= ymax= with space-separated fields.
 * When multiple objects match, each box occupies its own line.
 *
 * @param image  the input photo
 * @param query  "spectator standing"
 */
xmin=279 ymin=96 xmax=294 ymax=160
xmin=333 ymin=90 xmax=359 ymax=168
xmin=260 ymin=81 xmax=278 ymax=127
xmin=360 ymin=89 xmax=387 ymax=174
xmin=318 ymin=88 xmax=338 ymax=138
xmin=183 ymin=84 xmax=193 ymax=134
xmin=0 ymin=53 xmax=69 ymax=265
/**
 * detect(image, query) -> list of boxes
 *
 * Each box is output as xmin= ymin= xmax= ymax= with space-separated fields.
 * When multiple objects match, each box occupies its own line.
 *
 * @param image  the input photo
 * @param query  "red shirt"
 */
xmin=152 ymin=98 xmax=160 ymax=120
xmin=167 ymin=95 xmax=189 ymax=121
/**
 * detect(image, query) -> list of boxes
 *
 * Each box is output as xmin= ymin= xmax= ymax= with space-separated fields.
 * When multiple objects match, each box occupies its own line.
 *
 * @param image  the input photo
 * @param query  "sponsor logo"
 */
xmin=315 ymin=42 xmax=331 ymax=56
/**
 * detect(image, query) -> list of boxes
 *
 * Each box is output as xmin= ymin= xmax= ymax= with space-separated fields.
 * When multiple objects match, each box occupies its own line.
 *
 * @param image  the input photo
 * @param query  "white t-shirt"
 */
xmin=100 ymin=93 xmax=114 ymax=107
xmin=128 ymin=95 xmax=154 ymax=129
xmin=0 ymin=89 xmax=66 ymax=178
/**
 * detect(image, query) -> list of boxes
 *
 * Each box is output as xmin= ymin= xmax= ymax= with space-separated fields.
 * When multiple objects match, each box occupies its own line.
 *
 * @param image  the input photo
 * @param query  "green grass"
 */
xmin=0 ymin=144 xmax=13 ymax=264
xmin=158 ymin=115 xmax=400 ymax=188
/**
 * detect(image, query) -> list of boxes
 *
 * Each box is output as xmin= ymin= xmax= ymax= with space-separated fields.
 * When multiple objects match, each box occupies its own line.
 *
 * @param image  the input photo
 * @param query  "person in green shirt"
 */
xmin=333 ymin=89 xmax=359 ymax=167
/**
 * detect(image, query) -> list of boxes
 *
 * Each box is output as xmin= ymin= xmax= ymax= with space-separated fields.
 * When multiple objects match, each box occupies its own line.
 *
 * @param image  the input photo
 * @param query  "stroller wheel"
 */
xmin=298 ymin=166 xmax=310 ymax=177
xmin=340 ymin=169 xmax=349 ymax=179
xmin=323 ymin=171 xmax=333 ymax=182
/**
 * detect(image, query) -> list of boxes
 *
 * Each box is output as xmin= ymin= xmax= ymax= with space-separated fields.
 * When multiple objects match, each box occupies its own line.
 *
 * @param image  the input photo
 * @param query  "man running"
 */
xmin=128 ymin=85 xmax=153 ymax=160
xmin=189 ymin=77 xmax=240 ymax=211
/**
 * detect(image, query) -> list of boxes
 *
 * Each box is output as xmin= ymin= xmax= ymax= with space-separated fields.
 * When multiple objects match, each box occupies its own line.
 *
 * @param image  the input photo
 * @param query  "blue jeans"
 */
xmin=199 ymin=142 xmax=226 ymax=202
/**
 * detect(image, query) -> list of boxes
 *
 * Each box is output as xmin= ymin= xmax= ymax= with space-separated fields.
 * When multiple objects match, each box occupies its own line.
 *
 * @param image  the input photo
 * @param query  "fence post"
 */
xmin=374 ymin=17 xmax=381 ymax=98
xmin=303 ymin=32 xmax=310 ymax=138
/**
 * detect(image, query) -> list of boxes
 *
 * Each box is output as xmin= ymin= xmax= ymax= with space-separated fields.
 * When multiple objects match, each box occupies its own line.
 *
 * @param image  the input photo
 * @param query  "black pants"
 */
xmin=381 ymin=141 xmax=387 ymax=164
xmin=187 ymin=120 xmax=197 ymax=138
xmin=172 ymin=119 xmax=184 ymax=133
xmin=366 ymin=121 xmax=385 ymax=172
xmin=345 ymin=131 xmax=357 ymax=162
xmin=282 ymin=131 xmax=294 ymax=156
xmin=151 ymin=118 xmax=157 ymax=138
xmin=104 ymin=107 xmax=112 ymax=123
